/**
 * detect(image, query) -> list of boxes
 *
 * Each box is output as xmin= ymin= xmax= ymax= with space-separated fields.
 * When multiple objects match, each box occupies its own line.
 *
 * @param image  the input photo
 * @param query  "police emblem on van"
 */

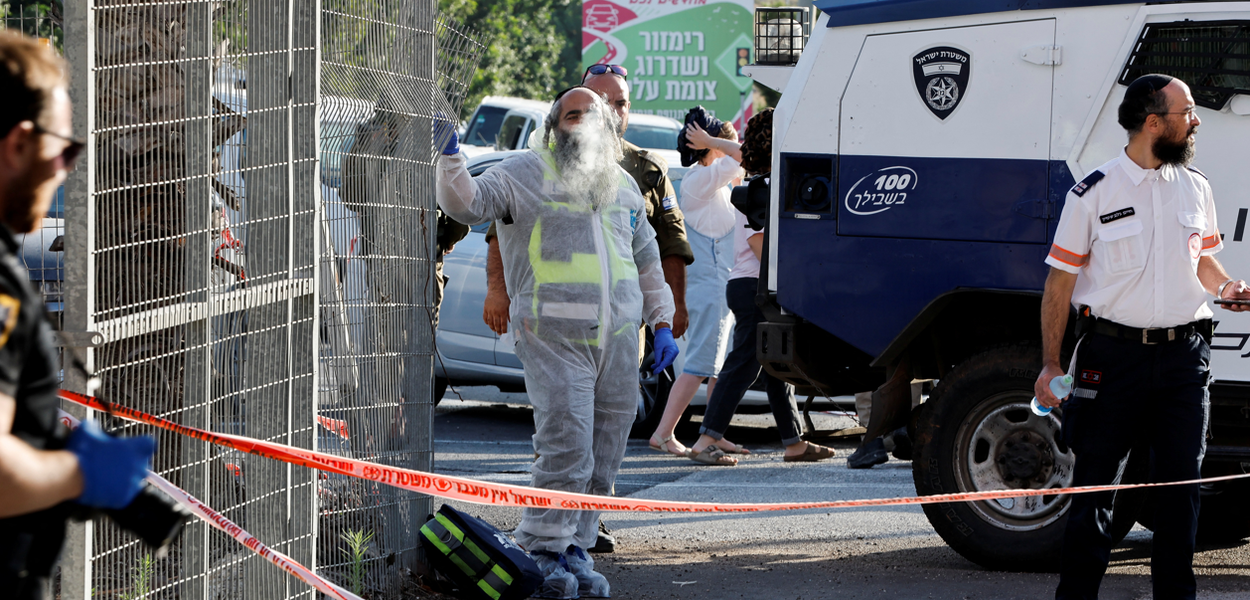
xmin=913 ymin=46 xmax=971 ymax=120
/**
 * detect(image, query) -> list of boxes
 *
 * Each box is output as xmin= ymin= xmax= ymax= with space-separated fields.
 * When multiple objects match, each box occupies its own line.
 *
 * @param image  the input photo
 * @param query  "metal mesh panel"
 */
xmin=315 ymin=6 xmax=484 ymax=595
xmin=45 ymin=0 xmax=486 ymax=593
xmin=82 ymin=0 xmax=321 ymax=596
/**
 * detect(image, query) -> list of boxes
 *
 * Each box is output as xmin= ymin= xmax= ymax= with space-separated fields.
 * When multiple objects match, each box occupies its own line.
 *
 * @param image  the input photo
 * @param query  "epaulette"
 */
xmin=1186 ymin=165 xmax=1208 ymax=180
xmin=636 ymin=148 xmax=668 ymax=171
xmin=1071 ymin=170 xmax=1105 ymax=197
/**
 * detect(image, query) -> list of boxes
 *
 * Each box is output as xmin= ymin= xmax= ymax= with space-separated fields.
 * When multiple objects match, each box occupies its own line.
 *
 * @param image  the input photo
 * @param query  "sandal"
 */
xmin=649 ymin=434 xmax=686 ymax=456
xmin=715 ymin=442 xmax=751 ymax=455
xmin=783 ymin=442 xmax=836 ymax=462
xmin=686 ymin=446 xmax=737 ymax=466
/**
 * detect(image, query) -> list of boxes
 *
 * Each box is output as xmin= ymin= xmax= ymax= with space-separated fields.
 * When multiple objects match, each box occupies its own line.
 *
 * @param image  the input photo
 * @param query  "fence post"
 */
xmin=182 ymin=0 xmax=214 ymax=597
xmin=243 ymin=0 xmax=296 ymax=592
xmin=407 ymin=0 xmax=437 ymax=573
xmin=292 ymin=0 xmax=322 ymax=580
xmin=61 ymin=0 xmax=95 ymax=594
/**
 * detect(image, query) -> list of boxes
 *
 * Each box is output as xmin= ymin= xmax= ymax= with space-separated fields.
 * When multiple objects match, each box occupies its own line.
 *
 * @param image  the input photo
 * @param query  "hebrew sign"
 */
xmin=582 ymin=0 xmax=756 ymax=131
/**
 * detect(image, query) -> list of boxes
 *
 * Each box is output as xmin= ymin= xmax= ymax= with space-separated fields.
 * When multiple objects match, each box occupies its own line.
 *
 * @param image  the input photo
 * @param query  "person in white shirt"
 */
xmin=1035 ymin=74 xmax=1250 ymax=600
xmin=646 ymin=107 xmax=747 ymax=458
xmin=680 ymin=109 xmax=835 ymax=466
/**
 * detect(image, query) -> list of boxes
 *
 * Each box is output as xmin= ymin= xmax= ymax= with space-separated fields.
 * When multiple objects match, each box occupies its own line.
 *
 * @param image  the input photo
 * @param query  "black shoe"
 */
xmin=889 ymin=426 xmax=913 ymax=461
xmin=589 ymin=522 xmax=615 ymax=553
xmin=847 ymin=437 xmax=889 ymax=469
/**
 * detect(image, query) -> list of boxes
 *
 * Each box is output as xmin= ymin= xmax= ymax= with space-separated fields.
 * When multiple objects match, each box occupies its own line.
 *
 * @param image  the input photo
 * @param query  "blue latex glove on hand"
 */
xmin=433 ymin=114 xmax=460 ymax=156
xmin=652 ymin=327 xmax=679 ymax=376
xmin=67 ymin=419 xmax=156 ymax=509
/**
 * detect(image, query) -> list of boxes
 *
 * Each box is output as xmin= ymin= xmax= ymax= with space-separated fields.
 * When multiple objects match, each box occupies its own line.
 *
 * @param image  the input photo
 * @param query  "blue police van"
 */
xmin=746 ymin=0 xmax=1250 ymax=571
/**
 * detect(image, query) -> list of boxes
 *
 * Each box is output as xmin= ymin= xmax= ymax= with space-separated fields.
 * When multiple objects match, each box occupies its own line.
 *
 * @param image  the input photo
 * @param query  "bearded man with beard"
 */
xmin=437 ymin=86 xmax=678 ymax=599
xmin=1035 ymin=73 xmax=1250 ymax=600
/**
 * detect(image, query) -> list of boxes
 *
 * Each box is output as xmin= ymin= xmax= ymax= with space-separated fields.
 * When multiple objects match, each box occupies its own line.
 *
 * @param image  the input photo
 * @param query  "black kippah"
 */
xmin=1123 ymin=74 xmax=1175 ymax=102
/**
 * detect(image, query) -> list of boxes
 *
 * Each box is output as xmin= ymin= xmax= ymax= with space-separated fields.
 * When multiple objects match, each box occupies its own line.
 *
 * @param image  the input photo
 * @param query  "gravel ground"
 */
xmin=429 ymin=390 xmax=1250 ymax=600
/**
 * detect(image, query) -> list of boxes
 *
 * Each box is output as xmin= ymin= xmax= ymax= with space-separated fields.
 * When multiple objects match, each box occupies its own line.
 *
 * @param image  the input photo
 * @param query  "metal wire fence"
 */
xmin=1 ymin=0 xmax=483 ymax=597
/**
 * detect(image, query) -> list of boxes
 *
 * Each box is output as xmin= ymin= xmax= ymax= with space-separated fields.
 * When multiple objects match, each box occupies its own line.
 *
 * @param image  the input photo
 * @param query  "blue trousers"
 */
xmin=699 ymin=277 xmax=803 ymax=447
xmin=1056 ymin=331 xmax=1209 ymax=600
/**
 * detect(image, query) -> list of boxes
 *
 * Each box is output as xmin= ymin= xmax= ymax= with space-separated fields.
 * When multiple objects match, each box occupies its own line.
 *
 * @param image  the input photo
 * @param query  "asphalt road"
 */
xmin=433 ymin=386 xmax=1250 ymax=599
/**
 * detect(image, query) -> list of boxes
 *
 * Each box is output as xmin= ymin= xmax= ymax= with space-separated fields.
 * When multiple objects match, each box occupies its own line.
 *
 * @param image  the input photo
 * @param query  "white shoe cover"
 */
xmin=531 ymin=551 xmax=579 ymax=599
xmin=565 ymin=545 xmax=610 ymax=598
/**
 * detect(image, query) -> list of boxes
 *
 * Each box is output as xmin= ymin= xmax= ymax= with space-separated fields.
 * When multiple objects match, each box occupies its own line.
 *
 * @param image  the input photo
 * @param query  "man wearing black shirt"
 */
xmin=0 ymin=30 xmax=156 ymax=599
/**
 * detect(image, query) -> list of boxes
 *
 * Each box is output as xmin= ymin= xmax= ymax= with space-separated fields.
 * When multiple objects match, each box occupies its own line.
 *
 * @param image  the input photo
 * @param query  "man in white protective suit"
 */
xmin=436 ymin=86 xmax=679 ymax=599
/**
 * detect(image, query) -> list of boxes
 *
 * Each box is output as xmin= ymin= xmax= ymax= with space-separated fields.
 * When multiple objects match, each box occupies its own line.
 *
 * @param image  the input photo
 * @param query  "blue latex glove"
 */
xmin=651 ymin=327 xmax=679 ymax=376
xmin=67 ymin=419 xmax=156 ymax=509
xmin=433 ymin=114 xmax=460 ymax=156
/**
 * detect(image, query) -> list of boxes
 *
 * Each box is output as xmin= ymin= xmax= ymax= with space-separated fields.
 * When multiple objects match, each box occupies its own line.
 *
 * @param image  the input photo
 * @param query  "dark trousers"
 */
xmin=699 ymin=277 xmax=803 ymax=446
xmin=1056 ymin=331 xmax=1209 ymax=600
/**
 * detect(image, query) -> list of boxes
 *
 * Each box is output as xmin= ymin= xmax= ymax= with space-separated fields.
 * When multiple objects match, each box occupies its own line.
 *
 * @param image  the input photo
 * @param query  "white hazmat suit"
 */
xmin=437 ymin=147 xmax=675 ymax=553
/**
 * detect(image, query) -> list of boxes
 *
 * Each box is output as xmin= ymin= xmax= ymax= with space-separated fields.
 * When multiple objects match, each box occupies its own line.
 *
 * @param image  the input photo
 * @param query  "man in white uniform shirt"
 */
xmin=1035 ymin=74 xmax=1250 ymax=600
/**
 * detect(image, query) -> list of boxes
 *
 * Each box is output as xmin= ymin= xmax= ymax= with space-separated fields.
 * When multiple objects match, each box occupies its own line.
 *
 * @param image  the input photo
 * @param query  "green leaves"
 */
xmin=340 ymin=528 xmax=375 ymax=595
xmin=439 ymin=0 xmax=581 ymax=118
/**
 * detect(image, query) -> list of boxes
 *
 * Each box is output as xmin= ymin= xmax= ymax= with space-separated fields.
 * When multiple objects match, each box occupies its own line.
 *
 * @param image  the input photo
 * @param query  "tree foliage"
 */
xmin=440 ymin=0 xmax=582 ymax=118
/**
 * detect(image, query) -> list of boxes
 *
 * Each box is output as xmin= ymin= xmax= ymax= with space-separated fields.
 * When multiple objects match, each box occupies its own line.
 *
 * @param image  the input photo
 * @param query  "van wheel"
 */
xmin=912 ymin=345 xmax=1074 ymax=571
xmin=1197 ymin=478 xmax=1250 ymax=543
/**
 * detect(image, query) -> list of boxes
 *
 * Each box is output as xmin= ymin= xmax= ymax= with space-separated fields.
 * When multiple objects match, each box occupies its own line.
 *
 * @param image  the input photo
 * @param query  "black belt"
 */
xmin=1091 ymin=318 xmax=1209 ymax=345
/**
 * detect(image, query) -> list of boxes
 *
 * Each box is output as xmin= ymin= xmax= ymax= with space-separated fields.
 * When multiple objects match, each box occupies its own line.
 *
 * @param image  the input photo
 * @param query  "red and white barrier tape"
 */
xmin=58 ymin=409 xmax=364 ymax=600
xmin=59 ymin=390 xmax=1250 ymax=515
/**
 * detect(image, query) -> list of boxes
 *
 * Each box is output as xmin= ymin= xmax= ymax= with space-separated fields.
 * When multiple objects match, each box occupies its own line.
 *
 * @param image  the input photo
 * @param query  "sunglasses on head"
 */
xmin=582 ymin=64 xmax=628 ymax=82
xmin=33 ymin=124 xmax=84 ymax=169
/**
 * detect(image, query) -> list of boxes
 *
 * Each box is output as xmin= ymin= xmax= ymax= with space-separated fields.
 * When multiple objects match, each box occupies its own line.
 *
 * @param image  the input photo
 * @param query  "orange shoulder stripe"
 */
xmin=1048 ymin=244 xmax=1088 ymax=267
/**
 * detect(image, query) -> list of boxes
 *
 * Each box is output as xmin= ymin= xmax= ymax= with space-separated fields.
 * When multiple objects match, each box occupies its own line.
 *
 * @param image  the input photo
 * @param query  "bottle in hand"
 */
xmin=1031 ymin=374 xmax=1073 ymax=416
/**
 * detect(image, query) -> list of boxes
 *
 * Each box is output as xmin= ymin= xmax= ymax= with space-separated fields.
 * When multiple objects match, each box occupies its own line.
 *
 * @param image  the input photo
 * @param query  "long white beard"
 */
xmin=553 ymin=121 xmax=622 ymax=210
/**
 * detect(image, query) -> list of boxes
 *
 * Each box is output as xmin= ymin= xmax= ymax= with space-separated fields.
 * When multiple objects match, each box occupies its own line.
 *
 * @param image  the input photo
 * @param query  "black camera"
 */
xmin=100 ymin=481 xmax=190 ymax=557
xmin=730 ymin=174 xmax=771 ymax=231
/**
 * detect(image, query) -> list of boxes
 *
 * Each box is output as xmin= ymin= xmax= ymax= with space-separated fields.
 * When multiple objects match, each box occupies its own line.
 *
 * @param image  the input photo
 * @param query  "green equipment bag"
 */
xmin=419 ymin=505 xmax=541 ymax=600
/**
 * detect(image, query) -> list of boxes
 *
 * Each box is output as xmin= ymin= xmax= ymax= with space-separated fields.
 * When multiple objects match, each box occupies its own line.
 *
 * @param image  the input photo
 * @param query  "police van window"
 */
xmin=1119 ymin=21 xmax=1250 ymax=110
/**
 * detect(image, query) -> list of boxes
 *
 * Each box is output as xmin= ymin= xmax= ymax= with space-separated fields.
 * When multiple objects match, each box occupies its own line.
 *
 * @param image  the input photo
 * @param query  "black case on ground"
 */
xmin=419 ymin=505 xmax=541 ymax=600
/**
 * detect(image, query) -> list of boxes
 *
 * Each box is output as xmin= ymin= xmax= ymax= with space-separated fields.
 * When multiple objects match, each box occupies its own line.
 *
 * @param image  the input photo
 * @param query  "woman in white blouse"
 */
xmin=648 ymin=110 xmax=748 ymax=460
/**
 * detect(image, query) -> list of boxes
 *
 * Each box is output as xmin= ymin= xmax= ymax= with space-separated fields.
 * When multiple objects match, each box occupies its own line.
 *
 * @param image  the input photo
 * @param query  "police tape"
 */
xmin=60 ymin=390 xmax=1250 ymax=515
xmin=56 ymin=409 xmax=365 ymax=600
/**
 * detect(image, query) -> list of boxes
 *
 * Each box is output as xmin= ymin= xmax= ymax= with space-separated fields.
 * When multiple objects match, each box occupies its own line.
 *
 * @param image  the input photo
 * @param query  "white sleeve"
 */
xmin=436 ymin=153 xmax=517 ymax=226
xmin=1044 ymin=191 xmax=1093 ymax=274
xmin=1200 ymin=182 xmax=1223 ymax=256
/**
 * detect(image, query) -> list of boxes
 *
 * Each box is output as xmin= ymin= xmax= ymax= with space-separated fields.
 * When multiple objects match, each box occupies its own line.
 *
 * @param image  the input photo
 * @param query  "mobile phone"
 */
xmin=1214 ymin=298 xmax=1250 ymax=306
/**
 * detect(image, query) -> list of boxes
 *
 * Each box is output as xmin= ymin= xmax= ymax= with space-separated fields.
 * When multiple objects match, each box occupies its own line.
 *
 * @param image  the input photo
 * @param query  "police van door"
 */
xmin=838 ymin=19 xmax=1056 ymax=243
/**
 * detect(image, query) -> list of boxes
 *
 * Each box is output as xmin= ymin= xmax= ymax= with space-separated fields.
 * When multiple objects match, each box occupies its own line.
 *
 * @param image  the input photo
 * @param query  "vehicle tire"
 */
xmin=630 ymin=329 xmax=676 ymax=439
xmin=912 ymin=344 xmax=1075 ymax=572
xmin=1196 ymin=477 xmax=1250 ymax=543
xmin=434 ymin=377 xmax=448 ymax=406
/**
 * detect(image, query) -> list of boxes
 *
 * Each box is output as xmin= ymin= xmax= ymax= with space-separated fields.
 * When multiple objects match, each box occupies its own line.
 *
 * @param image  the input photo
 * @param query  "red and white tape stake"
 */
xmin=58 ymin=409 xmax=364 ymax=600
xmin=60 ymin=390 xmax=1250 ymax=514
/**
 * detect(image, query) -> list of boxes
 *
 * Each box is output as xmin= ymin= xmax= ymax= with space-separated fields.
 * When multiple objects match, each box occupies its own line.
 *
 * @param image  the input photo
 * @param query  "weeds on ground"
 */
xmin=340 ymin=528 xmax=375 ymax=595
xmin=118 ymin=553 xmax=155 ymax=599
